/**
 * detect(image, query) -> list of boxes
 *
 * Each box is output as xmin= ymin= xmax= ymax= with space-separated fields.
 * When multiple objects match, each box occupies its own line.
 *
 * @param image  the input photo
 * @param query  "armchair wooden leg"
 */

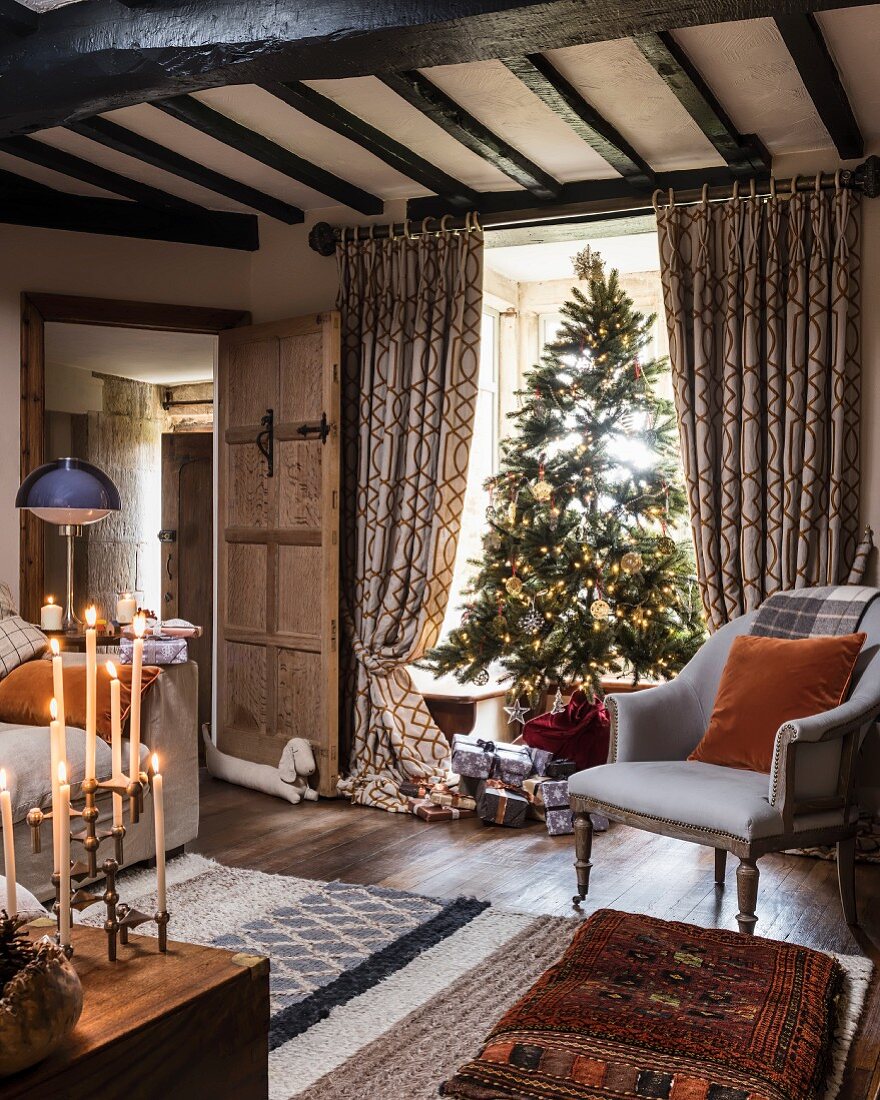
xmin=837 ymin=836 xmax=858 ymax=926
xmin=714 ymin=849 xmax=727 ymax=885
xmin=572 ymin=810 xmax=594 ymax=908
xmin=735 ymin=858 xmax=759 ymax=935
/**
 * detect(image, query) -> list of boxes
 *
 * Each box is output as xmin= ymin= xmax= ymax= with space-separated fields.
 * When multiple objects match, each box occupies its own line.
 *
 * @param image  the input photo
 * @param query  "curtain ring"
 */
xmin=732 ymin=180 xmax=740 ymax=201
xmin=769 ymin=176 xmax=777 ymax=198
xmin=472 ymin=211 xmax=483 ymax=232
xmin=749 ymin=177 xmax=756 ymax=199
xmin=790 ymin=175 xmax=800 ymax=197
xmin=668 ymin=187 xmax=675 ymax=208
xmin=421 ymin=216 xmax=435 ymax=237
xmin=700 ymin=183 xmax=709 ymax=205
xmin=403 ymin=218 xmax=412 ymax=239
xmin=651 ymin=189 xmax=663 ymax=213
xmin=366 ymin=223 xmax=374 ymax=240
xmin=834 ymin=169 xmax=842 ymax=192
xmin=387 ymin=221 xmax=396 ymax=241
xmin=814 ymin=171 xmax=822 ymax=194
xmin=439 ymin=214 xmax=453 ymax=233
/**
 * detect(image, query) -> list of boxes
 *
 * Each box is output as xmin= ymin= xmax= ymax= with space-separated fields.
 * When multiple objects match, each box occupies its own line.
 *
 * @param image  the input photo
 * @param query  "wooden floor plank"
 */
xmin=191 ymin=773 xmax=880 ymax=1099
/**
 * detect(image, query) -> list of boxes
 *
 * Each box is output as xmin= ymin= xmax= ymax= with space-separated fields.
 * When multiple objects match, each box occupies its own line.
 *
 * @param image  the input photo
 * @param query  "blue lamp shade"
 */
xmin=16 ymin=458 xmax=121 ymax=525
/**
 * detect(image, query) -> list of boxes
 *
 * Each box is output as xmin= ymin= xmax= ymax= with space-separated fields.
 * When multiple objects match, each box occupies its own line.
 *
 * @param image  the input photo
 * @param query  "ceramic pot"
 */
xmin=0 ymin=944 xmax=83 ymax=1075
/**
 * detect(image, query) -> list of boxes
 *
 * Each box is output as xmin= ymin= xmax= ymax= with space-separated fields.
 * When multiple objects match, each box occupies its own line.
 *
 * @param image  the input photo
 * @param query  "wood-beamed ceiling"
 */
xmin=0 ymin=0 xmax=872 ymax=249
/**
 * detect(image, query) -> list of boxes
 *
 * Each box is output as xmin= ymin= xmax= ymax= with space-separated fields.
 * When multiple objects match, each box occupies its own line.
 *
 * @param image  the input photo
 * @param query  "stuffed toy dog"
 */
xmin=203 ymin=728 xmax=318 ymax=804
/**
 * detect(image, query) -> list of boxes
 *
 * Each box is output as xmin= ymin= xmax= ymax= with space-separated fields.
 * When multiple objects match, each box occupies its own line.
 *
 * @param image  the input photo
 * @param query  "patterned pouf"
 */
xmin=441 ymin=908 xmax=843 ymax=1100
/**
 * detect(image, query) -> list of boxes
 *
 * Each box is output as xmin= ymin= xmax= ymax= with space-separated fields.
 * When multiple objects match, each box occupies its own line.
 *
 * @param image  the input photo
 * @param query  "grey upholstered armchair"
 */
xmin=569 ymin=591 xmax=880 ymax=934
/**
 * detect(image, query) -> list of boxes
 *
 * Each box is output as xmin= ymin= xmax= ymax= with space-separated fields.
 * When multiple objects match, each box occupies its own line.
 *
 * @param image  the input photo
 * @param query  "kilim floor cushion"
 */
xmin=441 ymin=908 xmax=844 ymax=1100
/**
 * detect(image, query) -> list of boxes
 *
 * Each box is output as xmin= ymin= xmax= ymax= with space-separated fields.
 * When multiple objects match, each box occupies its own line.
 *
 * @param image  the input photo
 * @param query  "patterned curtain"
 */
xmin=656 ymin=181 xmax=869 ymax=631
xmin=336 ymin=225 xmax=483 ymax=811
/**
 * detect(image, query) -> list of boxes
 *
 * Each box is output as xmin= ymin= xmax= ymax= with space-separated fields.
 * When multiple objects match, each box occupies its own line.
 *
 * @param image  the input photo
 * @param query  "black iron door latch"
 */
xmin=257 ymin=408 xmax=274 ymax=477
xmin=296 ymin=411 xmax=330 ymax=444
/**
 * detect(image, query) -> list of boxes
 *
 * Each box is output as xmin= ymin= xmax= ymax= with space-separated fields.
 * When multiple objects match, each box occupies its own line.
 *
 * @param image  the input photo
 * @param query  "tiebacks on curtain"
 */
xmin=309 ymin=210 xmax=483 ymax=256
xmin=652 ymin=157 xmax=880 ymax=212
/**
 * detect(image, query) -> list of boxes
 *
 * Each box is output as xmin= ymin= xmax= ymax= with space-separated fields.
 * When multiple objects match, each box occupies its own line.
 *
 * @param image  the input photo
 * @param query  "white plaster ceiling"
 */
xmin=671 ymin=20 xmax=831 ymax=156
xmin=485 ymin=232 xmax=660 ymax=283
xmin=12 ymin=6 xmax=880 ymax=220
xmin=544 ymin=39 xmax=725 ymax=173
xmin=45 ymin=323 xmax=216 ymax=385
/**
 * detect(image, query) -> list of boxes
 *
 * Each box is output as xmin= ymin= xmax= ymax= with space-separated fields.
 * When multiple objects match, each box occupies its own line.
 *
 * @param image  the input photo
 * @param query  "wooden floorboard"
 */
xmin=191 ymin=772 xmax=880 ymax=1099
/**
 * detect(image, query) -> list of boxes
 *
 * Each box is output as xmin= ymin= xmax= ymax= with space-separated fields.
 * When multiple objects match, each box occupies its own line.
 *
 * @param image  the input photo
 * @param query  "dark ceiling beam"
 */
xmin=774 ymin=14 xmax=863 ymax=160
xmin=262 ymin=80 xmax=478 ymax=209
xmin=502 ymin=54 xmax=654 ymax=185
xmin=154 ymin=94 xmax=383 ymax=215
xmin=0 ymin=0 xmax=37 ymax=40
xmin=0 ymin=134 xmax=203 ymax=214
xmin=405 ymin=164 xmax=749 ymax=222
xmin=0 ymin=167 xmax=258 ymax=249
xmin=633 ymin=32 xmax=770 ymax=175
xmin=381 ymin=71 xmax=559 ymax=200
xmin=67 ymin=116 xmax=304 ymax=224
xmin=0 ymin=0 xmax=875 ymax=138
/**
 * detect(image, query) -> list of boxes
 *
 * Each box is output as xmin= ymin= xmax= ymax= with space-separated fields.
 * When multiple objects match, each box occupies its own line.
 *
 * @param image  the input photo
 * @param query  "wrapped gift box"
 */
xmin=546 ymin=758 xmax=578 ymax=779
xmin=545 ymin=808 xmax=574 ymax=836
xmin=450 ymin=734 xmax=496 ymax=779
xmin=119 ymin=635 xmax=187 ymax=666
xmin=490 ymin=743 xmax=533 ymax=786
xmin=408 ymin=797 xmax=475 ymax=822
xmin=527 ymin=746 xmax=554 ymax=776
xmin=429 ymin=790 xmax=477 ymax=811
xmin=538 ymin=779 xmax=570 ymax=810
xmin=399 ymin=779 xmax=440 ymax=799
xmin=476 ymin=781 xmax=529 ymax=828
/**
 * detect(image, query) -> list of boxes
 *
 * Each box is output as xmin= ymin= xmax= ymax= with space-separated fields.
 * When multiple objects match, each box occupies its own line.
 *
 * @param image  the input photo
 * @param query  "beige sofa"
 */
xmin=1 ymin=655 xmax=199 ymax=902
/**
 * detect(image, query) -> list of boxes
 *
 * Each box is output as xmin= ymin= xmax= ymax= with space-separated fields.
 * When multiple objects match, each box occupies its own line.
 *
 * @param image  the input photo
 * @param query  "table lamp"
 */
xmin=16 ymin=458 xmax=121 ymax=633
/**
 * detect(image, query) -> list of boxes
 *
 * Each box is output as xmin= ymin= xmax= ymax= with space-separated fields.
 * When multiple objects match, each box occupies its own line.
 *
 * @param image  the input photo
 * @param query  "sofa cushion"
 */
xmin=568 ymin=760 xmax=852 ymax=841
xmin=0 ymin=616 xmax=47 ymax=679
xmin=0 ymin=659 xmax=161 ymax=741
xmin=0 ymin=723 xmax=149 ymax=824
xmin=688 ymin=632 xmax=865 ymax=773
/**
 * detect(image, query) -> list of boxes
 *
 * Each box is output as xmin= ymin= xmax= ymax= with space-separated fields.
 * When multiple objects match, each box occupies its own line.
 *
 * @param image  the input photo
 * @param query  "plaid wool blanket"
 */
xmin=750 ymin=585 xmax=880 ymax=638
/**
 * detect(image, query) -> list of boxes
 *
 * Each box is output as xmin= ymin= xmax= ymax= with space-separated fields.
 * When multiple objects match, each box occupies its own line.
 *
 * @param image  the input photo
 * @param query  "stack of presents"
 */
xmin=401 ymin=689 xmax=611 ymax=837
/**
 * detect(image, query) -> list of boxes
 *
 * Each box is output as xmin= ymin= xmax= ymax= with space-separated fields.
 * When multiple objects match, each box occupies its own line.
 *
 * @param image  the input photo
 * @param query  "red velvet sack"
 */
xmin=523 ymin=690 xmax=610 ymax=772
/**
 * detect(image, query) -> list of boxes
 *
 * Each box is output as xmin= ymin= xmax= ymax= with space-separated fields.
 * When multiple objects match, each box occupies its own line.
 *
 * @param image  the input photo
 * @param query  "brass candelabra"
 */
xmin=26 ymin=771 xmax=170 ymax=959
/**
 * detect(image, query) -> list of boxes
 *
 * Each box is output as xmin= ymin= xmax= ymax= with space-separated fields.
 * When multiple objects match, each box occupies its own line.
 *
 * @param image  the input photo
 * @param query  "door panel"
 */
xmin=217 ymin=314 xmax=340 ymax=794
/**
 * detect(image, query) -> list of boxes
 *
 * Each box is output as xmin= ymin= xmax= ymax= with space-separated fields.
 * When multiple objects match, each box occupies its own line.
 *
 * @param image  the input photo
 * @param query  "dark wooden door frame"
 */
xmin=20 ymin=292 xmax=250 ymax=622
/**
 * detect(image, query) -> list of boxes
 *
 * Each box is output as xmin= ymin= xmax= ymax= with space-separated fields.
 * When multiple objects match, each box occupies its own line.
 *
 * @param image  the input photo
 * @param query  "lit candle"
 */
xmin=49 ymin=698 xmax=61 ymax=871
xmin=107 ymin=661 xmax=123 ymax=828
xmin=40 ymin=596 xmax=62 ymax=632
xmin=116 ymin=592 xmax=137 ymax=625
xmin=84 ymin=606 xmax=97 ymax=782
xmin=151 ymin=753 xmax=166 ymax=913
xmin=129 ymin=613 xmax=146 ymax=786
xmin=0 ymin=770 xmax=15 ymax=917
xmin=58 ymin=762 xmax=70 ymax=947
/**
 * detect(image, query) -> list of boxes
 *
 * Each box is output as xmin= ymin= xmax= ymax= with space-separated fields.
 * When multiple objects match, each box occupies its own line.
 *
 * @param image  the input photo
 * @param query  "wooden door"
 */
xmin=217 ymin=314 xmax=340 ymax=796
xmin=161 ymin=431 xmax=214 ymax=740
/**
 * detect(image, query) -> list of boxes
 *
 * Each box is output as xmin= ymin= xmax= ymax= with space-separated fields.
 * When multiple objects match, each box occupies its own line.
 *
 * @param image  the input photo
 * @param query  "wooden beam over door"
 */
xmin=774 ymin=14 xmax=863 ymax=161
xmin=6 ymin=0 xmax=866 ymax=138
xmin=632 ymin=31 xmax=770 ymax=175
xmin=67 ymin=116 xmax=304 ymax=224
xmin=261 ymin=81 xmax=479 ymax=209
xmin=502 ymin=55 xmax=654 ymax=186
xmin=154 ymin=95 xmax=384 ymax=216
xmin=381 ymin=70 xmax=560 ymax=200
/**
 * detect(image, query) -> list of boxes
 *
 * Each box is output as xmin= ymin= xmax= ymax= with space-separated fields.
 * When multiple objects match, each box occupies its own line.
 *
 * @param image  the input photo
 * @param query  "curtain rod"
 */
xmin=308 ymin=155 xmax=880 ymax=256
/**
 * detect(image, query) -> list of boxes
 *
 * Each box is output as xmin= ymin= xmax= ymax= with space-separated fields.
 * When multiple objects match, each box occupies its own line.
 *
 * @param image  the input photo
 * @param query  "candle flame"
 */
xmin=0 ymin=769 xmax=6 ymax=791
xmin=58 ymin=761 xmax=67 ymax=785
xmin=151 ymin=752 xmax=160 ymax=774
xmin=133 ymin=612 xmax=147 ymax=638
xmin=49 ymin=697 xmax=58 ymax=721
xmin=50 ymin=638 xmax=60 ymax=656
xmin=47 ymin=595 xmax=54 ymax=605
xmin=85 ymin=606 xmax=97 ymax=628
xmin=106 ymin=660 xmax=117 ymax=680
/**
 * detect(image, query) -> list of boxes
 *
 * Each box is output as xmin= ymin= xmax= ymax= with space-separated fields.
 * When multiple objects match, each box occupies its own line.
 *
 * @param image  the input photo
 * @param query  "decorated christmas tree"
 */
xmin=423 ymin=246 xmax=704 ymax=712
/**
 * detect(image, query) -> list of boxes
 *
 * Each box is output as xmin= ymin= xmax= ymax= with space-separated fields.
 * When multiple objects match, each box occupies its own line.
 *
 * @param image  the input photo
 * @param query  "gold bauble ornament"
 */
xmin=656 ymin=536 xmax=676 ymax=555
xmin=620 ymin=550 xmax=643 ymax=575
xmin=507 ymin=501 xmax=518 ymax=524
xmin=505 ymin=575 xmax=524 ymax=597
xmin=590 ymin=598 xmax=611 ymax=620
xmin=531 ymin=478 xmax=552 ymax=503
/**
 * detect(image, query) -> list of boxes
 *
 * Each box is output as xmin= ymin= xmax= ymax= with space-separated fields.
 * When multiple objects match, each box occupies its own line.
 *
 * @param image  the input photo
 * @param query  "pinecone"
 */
xmin=0 ymin=912 xmax=36 ymax=995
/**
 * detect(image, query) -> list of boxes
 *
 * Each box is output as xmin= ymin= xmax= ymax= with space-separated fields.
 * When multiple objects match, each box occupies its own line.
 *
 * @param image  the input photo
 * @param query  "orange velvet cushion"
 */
xmin=688 ymin=632 xmax=865 ymax=773
xmin=0 ymin=659 xmax=162 ymax=742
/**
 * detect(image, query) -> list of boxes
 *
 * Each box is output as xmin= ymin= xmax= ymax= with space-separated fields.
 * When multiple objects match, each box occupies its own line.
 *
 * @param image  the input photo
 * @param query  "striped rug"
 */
xmin=100 ymin=854 xmax=872 ymax=1100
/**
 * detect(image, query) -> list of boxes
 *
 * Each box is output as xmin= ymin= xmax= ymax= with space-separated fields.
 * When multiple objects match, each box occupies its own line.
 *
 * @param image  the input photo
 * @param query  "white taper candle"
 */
xmin=151 ymin=753 xmax=166 ymax=913
xmin=1 ymin=770 xmax=16 ymax=917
